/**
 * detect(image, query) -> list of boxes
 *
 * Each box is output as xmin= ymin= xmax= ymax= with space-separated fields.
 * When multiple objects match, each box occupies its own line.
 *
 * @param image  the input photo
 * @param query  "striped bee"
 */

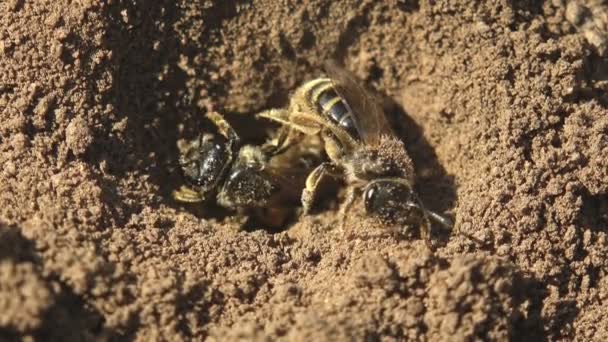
xmin=257 ymin=61 xmax=451 ymax=247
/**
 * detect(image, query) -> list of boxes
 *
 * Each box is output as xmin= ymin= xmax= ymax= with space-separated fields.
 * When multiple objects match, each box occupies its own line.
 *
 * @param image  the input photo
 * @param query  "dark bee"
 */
xmin=257 ymin=61 xmax=452 ymax=247
xmin=173 ymin=111 xmax=320 ymax=228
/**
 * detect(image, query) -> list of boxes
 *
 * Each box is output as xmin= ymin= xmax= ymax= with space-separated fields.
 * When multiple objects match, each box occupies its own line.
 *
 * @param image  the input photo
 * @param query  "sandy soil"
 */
xmin=1 ymin=0 xmax=608 ymax=340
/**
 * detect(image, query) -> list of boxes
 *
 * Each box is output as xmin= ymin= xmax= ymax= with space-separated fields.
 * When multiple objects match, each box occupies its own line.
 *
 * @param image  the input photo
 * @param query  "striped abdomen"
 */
xmin=304 ymin=78 xmax=358 ymax=138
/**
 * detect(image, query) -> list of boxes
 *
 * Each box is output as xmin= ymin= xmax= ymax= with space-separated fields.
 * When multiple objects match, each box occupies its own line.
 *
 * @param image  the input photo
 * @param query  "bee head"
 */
xmin=179 ymin=133 xmax=233 ymax=198
xmin=363 ymin=180 xmax=425 ymax=224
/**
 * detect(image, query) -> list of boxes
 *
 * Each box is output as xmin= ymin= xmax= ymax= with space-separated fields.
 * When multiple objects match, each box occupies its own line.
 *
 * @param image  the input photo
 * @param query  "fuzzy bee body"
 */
xmin=258 ymin=61 xmax=452 ymax=248
xmin=302 ymin=78 xmax=358 ymax=137
xmin=173 ymin=111 xmax=320 ymax=228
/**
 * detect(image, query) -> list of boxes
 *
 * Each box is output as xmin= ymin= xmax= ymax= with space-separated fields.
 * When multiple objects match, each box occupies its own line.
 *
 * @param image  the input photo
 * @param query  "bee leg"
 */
xmin=363 ymin=178 xmax=436 ymax=250
xmin=301 ymin=162 xmax=342 ymax=214
xmin=257 ymin=108 xmax=292 ymax=126
xmin=402 ymin=192 xmax=453 ymax=246
xmin=339 ymin=186 xmax=362 ymax=232
xmin=404 ymin=195 xmax=435 ymax=250
xmin=257 ymin=109 xmax=307 ymax=157
xmin=320 ymin=129 xmax=347 ymax=164
xmin=399 ymin=187 xmax=436 ymax=250
xmin=261 ymin=125 xmax=296 ymax=156
xmin=426 ymin=209 xmax=453 ymax=229
xmin=172 ymin=185 xmax=204 ymax=203
xmin=207 ymin=111 xmax=240 ymax=142
xmin=258 ymin=108 xmax=323 ymax=136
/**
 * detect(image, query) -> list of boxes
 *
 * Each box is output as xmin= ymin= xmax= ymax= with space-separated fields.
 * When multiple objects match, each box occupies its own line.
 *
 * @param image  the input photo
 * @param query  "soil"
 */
xmin=1 ymin=0 xmax=608 ymax=341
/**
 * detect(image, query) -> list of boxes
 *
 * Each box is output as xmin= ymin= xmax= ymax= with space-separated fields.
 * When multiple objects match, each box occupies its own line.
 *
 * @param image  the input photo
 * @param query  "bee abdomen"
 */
xmin=306 ymin=79 xmax=358 ymax=137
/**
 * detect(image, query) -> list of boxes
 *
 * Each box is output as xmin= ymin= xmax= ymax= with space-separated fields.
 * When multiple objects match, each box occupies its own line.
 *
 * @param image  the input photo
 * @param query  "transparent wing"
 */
xmin=263 ymin=142 xmax=325 ymax=204
xmin=323 ymin=60 xmax=394 ymax=144
xmin=260 ymin=164 xmax=310 ymax=205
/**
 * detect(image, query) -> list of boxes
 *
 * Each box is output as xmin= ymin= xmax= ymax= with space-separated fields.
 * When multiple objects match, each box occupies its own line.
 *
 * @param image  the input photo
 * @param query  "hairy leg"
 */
xmin=301 ymin=162 xmax=342 ymax=214
xmin=207 ymin=111 xmax=240 ymax=141
xmin=172 ymin=185 xmax=204 ymax=203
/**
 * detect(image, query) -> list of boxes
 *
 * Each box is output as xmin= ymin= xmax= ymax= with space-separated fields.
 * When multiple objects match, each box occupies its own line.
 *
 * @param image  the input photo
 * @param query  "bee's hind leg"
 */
xmin=261 ymin=125 xmax=295 ymax=156
xmin=207 ymin=111 xmax=240 ymax=141
xmin=301 ymin=162 xmax=342 ymax=215
xmin=173 ymin=185 xmax=204 ymax=203
xmin=256 ymin=108 xmax=292 ymax=126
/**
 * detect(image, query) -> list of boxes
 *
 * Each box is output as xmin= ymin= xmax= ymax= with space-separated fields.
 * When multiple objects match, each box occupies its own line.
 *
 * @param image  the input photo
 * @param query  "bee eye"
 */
xmin=363 ymin=181 xmax=414 ymax=221
xmin=364 ymin=186 xmax=377 ymax=210
xmin=364 ymin=182 xmax=384 ymax=214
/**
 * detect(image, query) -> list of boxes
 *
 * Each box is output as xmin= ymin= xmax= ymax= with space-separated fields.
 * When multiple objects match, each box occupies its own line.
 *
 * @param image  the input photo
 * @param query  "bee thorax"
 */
xmin=346 ymin=138 xmax=415 ymax=183
xmin=237 ymin=145 xmax=269 ymax=168
xmin=217 ymin=167 xmax=278 ymax=208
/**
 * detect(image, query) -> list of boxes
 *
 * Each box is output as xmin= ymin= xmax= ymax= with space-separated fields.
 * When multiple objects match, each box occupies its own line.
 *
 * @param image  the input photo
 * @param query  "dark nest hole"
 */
xmin=97 ymin=1 xmax=455 ymax=235
xmin=167 ymin=80 xmax=456 ymax=236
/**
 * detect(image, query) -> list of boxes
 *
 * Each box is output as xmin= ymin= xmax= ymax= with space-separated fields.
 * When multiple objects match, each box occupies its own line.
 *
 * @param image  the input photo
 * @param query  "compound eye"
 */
xmin=363 ymin=181 xmax=417 ymax=222
xmin=363 ymin=184 xmax=378 ymax=212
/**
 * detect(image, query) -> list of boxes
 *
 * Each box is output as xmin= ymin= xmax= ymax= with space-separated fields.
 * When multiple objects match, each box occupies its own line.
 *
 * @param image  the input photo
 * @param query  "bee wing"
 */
xmin=260 ymin=165 xmax=309 ymax=204
xmin=323 ymin=60 xmax=394 ymax=144
xmin=263 ymin=141 xmax=325 ymax=203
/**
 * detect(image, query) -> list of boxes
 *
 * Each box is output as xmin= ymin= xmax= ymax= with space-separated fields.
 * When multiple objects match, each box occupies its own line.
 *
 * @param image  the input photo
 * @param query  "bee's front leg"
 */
xmin=172 ymin=185 xmax=204 ymax=203
xmin=301 ymin=162 xmax=342 ymax=215
xmin=261 ymin=125 xmax=297 ymax=156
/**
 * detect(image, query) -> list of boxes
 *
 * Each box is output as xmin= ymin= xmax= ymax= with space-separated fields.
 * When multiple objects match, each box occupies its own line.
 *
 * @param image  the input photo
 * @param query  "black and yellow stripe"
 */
xmin=302 ymin=78 xmax=357 ymax=137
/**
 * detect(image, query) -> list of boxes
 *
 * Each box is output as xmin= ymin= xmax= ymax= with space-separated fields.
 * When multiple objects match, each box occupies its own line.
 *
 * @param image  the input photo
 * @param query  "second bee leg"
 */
xmin=261 ymin=126 xmax=298 ymax=156
xmin=301 ymin=162 xmax=342 ymax=214
xmin=172 ymin=185 xmax=204 ymax=203
xmin=339 ymin=186 xmax=362 ymax=232
xmin=207 ymin=111 xmax=240 ymax=141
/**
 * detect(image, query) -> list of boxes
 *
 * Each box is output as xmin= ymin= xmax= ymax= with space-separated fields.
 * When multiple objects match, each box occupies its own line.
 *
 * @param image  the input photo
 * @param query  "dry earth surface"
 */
xmin=1 ymin=0 xmax=608 ymax=341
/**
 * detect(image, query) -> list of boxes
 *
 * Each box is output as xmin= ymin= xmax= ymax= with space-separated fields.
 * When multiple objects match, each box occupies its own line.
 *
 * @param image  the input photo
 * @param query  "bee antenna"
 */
xmin=161 ymin=158 xmax=182 ymax=173
xmin=425 ymin=209 xmax=454 ymax=229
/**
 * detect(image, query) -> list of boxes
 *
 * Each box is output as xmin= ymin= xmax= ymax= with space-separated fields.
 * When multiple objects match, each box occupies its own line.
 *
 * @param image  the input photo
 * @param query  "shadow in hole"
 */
xmin=175 ymin=279 xmax=225 ymax=339
xmin=587 ymin=54 xmax=608 ymax=82
xmin=163 ymin=109 xmax=308 ymax=233
xmin=509 ymin=0 xmax=546 ymax=32
xmin=0 ymin=226 xmax=119 ymax=340
xmin=549 ymin=300 xmax=579 ymax=339
xmin=396 ymin=0 xmax=420 ymax=12
xmin=510 ymin=275 xmax=548 ymax=342
xmin=34 ymin=281 xmax=118 ymax=341
xmin=89 ymin=1 xmax=185 ymax=227
xmin=333 ymin=12 xmax=369 ymax=63
xmin=512 ymin=270 xmax=581 ymax=340
xmin=564 ymin=53 xmax=608 ymax=107
xmin=88 ymin=2 xmax=247 ymax=227
xmin=0 ymin=225 xmax=40 ymax=264
xmin=578 ymin=189 xmax=608 ymax=233
xmin=383 ymin=97 xmax=457 ymax=245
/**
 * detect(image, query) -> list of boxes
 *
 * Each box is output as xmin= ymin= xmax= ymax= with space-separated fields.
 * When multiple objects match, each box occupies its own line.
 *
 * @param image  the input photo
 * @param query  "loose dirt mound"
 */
xmin=1 ymin=0 xmax=607 ymax=340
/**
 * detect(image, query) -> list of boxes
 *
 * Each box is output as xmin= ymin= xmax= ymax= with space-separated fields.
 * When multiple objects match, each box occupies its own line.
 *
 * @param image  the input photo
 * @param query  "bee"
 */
xmin=173 ymin=111 xmax=321 ymax=228
xmin=257 ymin=61 xmax=452 ymax=246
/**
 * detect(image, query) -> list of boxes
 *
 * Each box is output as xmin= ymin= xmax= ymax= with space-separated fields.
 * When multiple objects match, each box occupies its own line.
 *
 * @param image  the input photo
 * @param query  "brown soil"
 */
xmin=1 ymin=0 xmax=608 ymax=341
